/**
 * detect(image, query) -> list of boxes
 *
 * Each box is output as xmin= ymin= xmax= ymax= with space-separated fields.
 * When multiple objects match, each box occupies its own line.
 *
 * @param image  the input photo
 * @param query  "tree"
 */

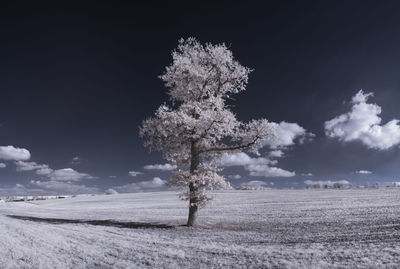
xmin=140 ymin=38 xmax=274 ymax=226
xmin=332 ymin=182 xmax=342 ymax=189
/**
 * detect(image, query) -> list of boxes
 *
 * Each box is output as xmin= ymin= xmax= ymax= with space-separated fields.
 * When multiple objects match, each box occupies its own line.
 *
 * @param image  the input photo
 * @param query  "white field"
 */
xmin=1 ymin=189 xmax=400 ymax=268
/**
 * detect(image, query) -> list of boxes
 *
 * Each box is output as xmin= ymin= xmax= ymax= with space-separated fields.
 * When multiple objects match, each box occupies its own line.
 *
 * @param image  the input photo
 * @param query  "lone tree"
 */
xmin=140 ymin=38 xmax=274 ymax=226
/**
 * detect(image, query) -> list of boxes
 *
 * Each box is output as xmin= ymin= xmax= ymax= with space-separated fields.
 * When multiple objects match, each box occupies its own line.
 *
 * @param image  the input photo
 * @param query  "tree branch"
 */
xmin=199 ymin=135 xmax=261 ymax=154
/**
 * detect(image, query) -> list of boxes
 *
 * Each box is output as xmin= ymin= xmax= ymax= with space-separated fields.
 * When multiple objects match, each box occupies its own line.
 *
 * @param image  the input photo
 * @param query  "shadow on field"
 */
xmin=7 ymin=215 xmax=173 ymax=229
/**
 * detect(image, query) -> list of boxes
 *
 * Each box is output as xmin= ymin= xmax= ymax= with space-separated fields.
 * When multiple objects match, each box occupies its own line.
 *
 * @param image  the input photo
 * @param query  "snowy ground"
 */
xmin=1 ymin=189 xmax=400 ymax=268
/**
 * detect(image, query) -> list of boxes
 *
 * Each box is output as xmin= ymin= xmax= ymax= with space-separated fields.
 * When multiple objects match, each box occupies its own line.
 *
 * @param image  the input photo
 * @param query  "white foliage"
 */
xmin=161 ymin=37 xmax=251 ymax=103
xmin=140 ymin=38 xmax=274 ymax=208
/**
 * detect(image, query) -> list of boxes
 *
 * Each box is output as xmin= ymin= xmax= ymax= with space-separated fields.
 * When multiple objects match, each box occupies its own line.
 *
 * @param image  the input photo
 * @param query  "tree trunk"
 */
xmin=187 ymin=184 xmax=198 ymax=226
xmin=187 ymin=140 xmax=199 ymax=227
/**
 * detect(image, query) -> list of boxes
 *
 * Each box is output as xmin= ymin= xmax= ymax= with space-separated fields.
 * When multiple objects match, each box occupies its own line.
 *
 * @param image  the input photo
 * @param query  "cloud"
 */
xmin=325 ymin=90 xmax=400 ymax=150
xmin=12 ymin=160 xmax=95 ymax=195
xmin=240 ymin=180 xmax=268 ymax=187
xmin=143 ymin=163 xmax=177 ymax=171
xmin=36 ymin=167 xmax=54 ymax=175
xmin=228 ymin=174 xmax=242 ymax=179
xmin=105 ymin=188 xmax=118 ymax=195
xmin=48 ymin=168 xmax=94 ymax=181
xmin=0 ymin=163 xmax=6 ymax=168
xmin=217 ymin=121 xmax=311 ymax=179
xmin=0 ymin=184 xmax=51 ymax=196
xmin=128 ymin=171 xmax=144 ymax=177
xmin=219 ymin=152 xmax=274 ymax=166
xmin=0 ymin=182 xmax=97 ymax=197
xmin=356 ymin=170 xmax=372 ymax=174
xmin=262 ymin=122 xmax=314 ymax=149
xmin=304 ymin=180 xmax=350 ymax=186
xmin=71 ymin=156 xmax=83 ymax=164
xmin=15 ymin=161 xmax=51 ymax=173
xmin=352 ymin=90 xmax=374 ymax=103
xmin=219 ymin=152 xmax=295 ymax=178
xmin=246 ymin=164 xmax=295 ymax=177
xmin=15 ymin=160 xmax=93 ymax=181
xmin=0 ymin=146 xmax=31 ymax=160
xmin=112 ymin=177 xmax=167 ymax=193
xmin=218 ymin=122 xmax=310 ymax=178
xmin=269 ymin=150 xmax=284 ymax=158
xmin=30 ymin=180 xmax=100 ymax=194
xmin=301 ymin=173 xmax=313 ymax=177
xmin=4 ymin=157 xmax=95 ymax=195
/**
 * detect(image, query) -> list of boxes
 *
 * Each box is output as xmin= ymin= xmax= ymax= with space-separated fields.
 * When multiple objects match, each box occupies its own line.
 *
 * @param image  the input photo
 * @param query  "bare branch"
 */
xmin=199 ymin=135 xmax=261 ymax=154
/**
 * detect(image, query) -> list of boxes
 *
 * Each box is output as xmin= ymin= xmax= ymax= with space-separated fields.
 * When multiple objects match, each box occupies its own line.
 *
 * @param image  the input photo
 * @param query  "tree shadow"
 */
xmin=7 ymin=215 xmax=173 ymax=229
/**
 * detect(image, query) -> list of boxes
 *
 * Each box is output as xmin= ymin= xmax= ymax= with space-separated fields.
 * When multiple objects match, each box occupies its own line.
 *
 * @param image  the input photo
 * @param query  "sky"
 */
xmin=2 ymin=1 xmax=400 ymax=195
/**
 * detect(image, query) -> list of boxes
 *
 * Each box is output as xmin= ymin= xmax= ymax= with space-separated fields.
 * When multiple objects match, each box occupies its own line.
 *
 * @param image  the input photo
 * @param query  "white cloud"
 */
xmin=112 ymin=177 xmax=167 ymax=193
xmin=15 ymin=161 xmax=38 ymax=171
xmin=143 ymin=163 xmax=177 ymax=171
xmin=301 ymin=173 xmax=313 ymax=177
xmin=304 ymin=180 xmax=350 ymax=186
xmin=356 ymin=170 xmax=372 ymax=174
xmin=228 ymin=174 xmax=242 ymax=179
xmin=0 ymin=163 xmax=6 ymax=168
xmin=36 ymin=167 xmax=54 ymax=175
xmin=13 ymin=165 xmax=97 ymax=195
xmin=325 ymin=90 xmax=400 ymax=150
xmin=128 ymin=171 xmax=144 ymax=177
xmin=352 ymin=90 xmax=374 ymax=103
xmin=0 ymin=182 xmax=98 ymax=196
xmin=15 ymin=160 xmax=93 ymax=181
xmin=216 ymin=121 xmax=310 ymax=179
xmin=0 ymin=184 xmax=51 ymax=196
xmin=13 ymin=160 xmax=96 ymax=195
xmin=15 ymin=161 xmax=51 ymax=173
xmin=71 ymin=156 xmax=83 ymax=164
xmin=0 ymin=146 xmax=31 ymax=161
xmin=246 ymin=164 xmax=295 ymax=177
xmin=30 ymin=180 xmax=100 ymax=194
xmin=105 ymin=188 xmax=118 ymax=195
xmin=262 ymin=122 xmax=314 ymax=149
xmin=269 ymin=150 xmax=284 ymax=158
xmin=240 ymin=180 xmax=268 ymax=187
xmin=49 ymin=168 xmax=94 ymax=181
xmin=219 ymin=152 xmax=274 ymax=166
xmin=219 ymin=152 xmax=295 ymax=178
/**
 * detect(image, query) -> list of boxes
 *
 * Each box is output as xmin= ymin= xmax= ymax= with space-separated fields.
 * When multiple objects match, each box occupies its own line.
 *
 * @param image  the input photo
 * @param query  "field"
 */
xmin=1 ymin=189 xmax=400 ymax=268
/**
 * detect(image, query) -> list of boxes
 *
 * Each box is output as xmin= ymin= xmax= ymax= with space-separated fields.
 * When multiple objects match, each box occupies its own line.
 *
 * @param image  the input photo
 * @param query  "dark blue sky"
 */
xmin=1 ymin=1 xmax=400 ymax=194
